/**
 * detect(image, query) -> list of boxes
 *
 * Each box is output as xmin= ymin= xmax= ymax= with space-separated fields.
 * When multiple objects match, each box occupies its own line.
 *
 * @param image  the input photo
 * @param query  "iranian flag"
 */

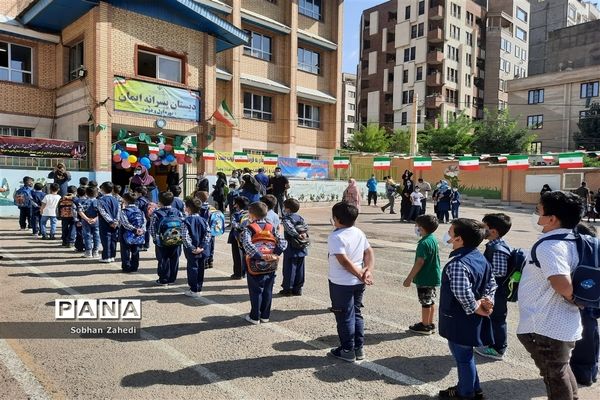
xmin=173 ymin=147 xmax=186 ymax=156
xmin=234 ymin=152 xmax=248 ymax=163
xmin=373 ymin=157 xmax=391 ymax=170
xmin=263 ymin=154 xmax=278 ymax=165
xmin=459 ymin=156 xmax=480 ymax=171
xmin=125 ymin=142 xmax=137 ymax=151
xmin=297 ymin=156 xmax=312 ymax=167
xmin=497 ymin=156 xmax=507 ymax=163
xmin=212 ymin=100 xmax=236 ymax=127
xmin=203 ymin=149 xmax=215 ymax=161
xmin=333 ymin=156 xmax=350 ymax=169
xmin=559 ymin=152 xmax=584 ymax=168
xmin=542 ymin=154 xmax=555 ymax=163
xmin=413 ymin=157 xmax=432 ymax=170
xmin=147 ymin=144 xmax=159 ymax=154
xmin=507 ymin=155 xmax=529 ymax=170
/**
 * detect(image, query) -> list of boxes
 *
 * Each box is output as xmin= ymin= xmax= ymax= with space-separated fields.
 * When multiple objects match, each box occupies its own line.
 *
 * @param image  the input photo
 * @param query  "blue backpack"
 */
xmin=486 ymin=243 xmax=528 ymax=302
xmin=200 ymin=205 xmax=225 ymax=237
xmin=14 ymin=187 xmax=31 ymax=208
xmin=156 ymin=209 xmax=183 ymax=247
xmin=531 ymin=233 xmax=600 ymax=309
xmin=124 ymin=207 xmax=146 ymax=246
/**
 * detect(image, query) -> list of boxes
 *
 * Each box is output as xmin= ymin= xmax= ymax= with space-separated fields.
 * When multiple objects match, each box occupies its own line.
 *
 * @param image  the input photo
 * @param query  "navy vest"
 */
xmin=98 ymin=195 xmax=120 ymax=221
xmin=185 ymin=214 xmax=210 ymax=254
xmin=172 ymin=197 xmax=185 ymax=213
xmin=283 ymin=213 xmax=308 ymax=257
xmin=439 ymin=247 xmax=494 ymax=347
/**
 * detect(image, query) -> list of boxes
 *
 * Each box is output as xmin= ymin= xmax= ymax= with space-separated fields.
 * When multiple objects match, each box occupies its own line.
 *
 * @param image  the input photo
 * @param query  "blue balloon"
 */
xmin=158 ymin=150 xmax=165 ymax=156
xmin=140 ymin=157 xmax=151 ymax=168
xmin=120 ymin=151 xmax=129 ymax=159
xmin=166 ymin=154 xmax=175 ymax=163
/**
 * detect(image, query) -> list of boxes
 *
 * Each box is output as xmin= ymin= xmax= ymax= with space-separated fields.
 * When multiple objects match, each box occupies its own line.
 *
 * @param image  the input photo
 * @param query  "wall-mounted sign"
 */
xmin=0 ymin=136 xmax=87 ymax=159
xmin=113 ymin=77 xmax=201 ymax=121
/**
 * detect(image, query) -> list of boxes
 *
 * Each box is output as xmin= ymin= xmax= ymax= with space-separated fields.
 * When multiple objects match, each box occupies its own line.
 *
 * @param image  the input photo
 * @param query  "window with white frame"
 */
xmin=298 ymin=47 xmax=320 ymax=74
xmin=418 ymin=1 xmax=425 ymax=15
xmin=67 ymin=41 xmax=84 ymax=82
xmin=450 ymin=24 xmax=461 ymax=40
xmin=516 ymin=7 xmax=528 ymax=22
xmin=451 ymin=3 xmax=461 ymax=18
xmin=465 ymin=73 xmax=472 ymax=87
xmin=446 ymin=67 xmax=458 ymax=83
xmin=244 ymin=31 xmax=272 ymax=61
xmin=465 ymin=53 xmax=472 ymax=67
xmin=465 ymin=32 xmax=473 ymax=46
xmin=500 ymin=38 xmax=512 ymax=53
xmin=500 ymin=58 xmax=511 ymax=73
xmin=402 ymin=90 xmax=414 ymax=104
xmin=403 ymin=47 xmax=416 ymax=62
xmin=244 ymin=92 xmax=273 ymax=121
xmin=137 ymin=49 xmax=182 ymax=82
xmin=580 ymin=81 xmax=599 ymax=98
xmin=466 ymin=11 xmax=474 ymax=25
xmin=299 ymin=0 xmax=322 ymax=20
xmin=527 ymin=115 xmax=543 ymax=129
xmin=515 ymin=27 xmax=527 ymax=42
xmin=447 ymin=45 xmax=459 ymax=61
xmin=348 ymin=91 xmax=355 ymax=98
xmin=298 ymin=103 xmax=320 ymax=128
xmin=401 ymin=112 xmax=408 ymax=125
xmin=528 ymin=89 xmax=544 ymax=104
xmin=0 ymin=126 xmax=32 ymax=137
xmin=0 ymin=41 xmax=32 ymax=84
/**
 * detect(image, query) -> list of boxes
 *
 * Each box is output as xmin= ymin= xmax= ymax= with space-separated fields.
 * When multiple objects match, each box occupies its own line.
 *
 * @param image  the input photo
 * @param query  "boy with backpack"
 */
xmin=261 ymin=195 xmax=280 ymax=231
xmin=30 ymin=182 xmax=45 ymax=237
xmin=39 ymin=183 xmax=62 ymax=240
xmin=196 ymin=191 xmax=225 ymax=269
xmin=169 ymin=185 xmax=185 ymax=213
xmin=58 ymin=186 xmax=77 ymax=248
xmin=227 ymin=183 xmax=240 ymax=219
xmin=72 ymin=187 xmax=86 ymax=252
xmin=280 ymin=198 xmax=310 ymax=296
xmin=134 ymin=186 xmax=154 ymax=251
xmin=228 ymin=196 xmax=249 ymax=280
xmin=149 ymin=191 xmax=184 ymax=285
xmin=241 ymin=201 xmax=287 ymax=324
xmin=182 ymin=198 xmax=211 ymax=297
xmin=14 ymin=176 xmax=34 ymax=230
xmin=403 ymin=214 xmax=441 ymax=335
xmin=78 ymin=187 xmax=100 ymax=258
xmin=96 ymin=182 xmax=121 ymax=263
xmin=119 ymin=193 xmax=146 ymax=273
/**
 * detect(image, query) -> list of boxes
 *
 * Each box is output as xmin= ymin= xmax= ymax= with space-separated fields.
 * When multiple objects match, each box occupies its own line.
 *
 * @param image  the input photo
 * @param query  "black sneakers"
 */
xmin=409 ymin=322 xmax=435 ymax=335
xmin=439 ymin=386 xmax=485 ymax=400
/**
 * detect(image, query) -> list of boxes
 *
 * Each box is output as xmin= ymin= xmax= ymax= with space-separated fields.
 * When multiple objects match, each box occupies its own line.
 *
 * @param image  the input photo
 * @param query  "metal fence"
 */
xmin=0 ymin=155 xmax=90 ymax=171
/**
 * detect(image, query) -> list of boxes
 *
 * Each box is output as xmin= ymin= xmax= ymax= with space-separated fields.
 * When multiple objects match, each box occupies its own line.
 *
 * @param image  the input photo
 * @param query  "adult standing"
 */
xmin=451 ymin=187 xmax=461 ymax=220
xmin=366 ymin=175 xmax=378 ymax=206
xmin=229 ymin=170 xmax=240 ymax=188
xmin=401 ymin=178 xmax=414 ymax=222
xmin=415 ymin=178 xmax=431 ymax=215
xmin=269 ymin=167 xmax=289 ymax=215
xmin=211 ymin=172 xmax=227 ymax=212
xmin=540 ymin=184 xmax=552 ymax=197
xmin=239 ymin=174 xmax=261 ymax=203
xmin=381 ymin=176 xmax=397 ymax=214
xmin=573 ymin=181 xmax=589 ymax=217
xmin=343 ymin=178 xmax=361 ymax=213
xmin=166 ymin=166 xmax=180 ymax=188
xmin=255 ymin=168 xmax=269 ymax=195
xmin=48 ymin=163 xmax=72 ymax=197
xmin=195 ymin=172 xmax=210 ymax=193
xmin=437 ymin=181 xmax=451 ymax=224
xmin=130 ymin=166 xmax=157 ymax=194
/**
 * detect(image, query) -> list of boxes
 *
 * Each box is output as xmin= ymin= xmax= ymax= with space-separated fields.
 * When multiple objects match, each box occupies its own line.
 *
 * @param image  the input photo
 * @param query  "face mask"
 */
xmin=442 ymin=232 xmax=455 ymax=248
xmin=531 ymin=213 xmax=545 ymax=233
xmin=414 ymin=226 xmax=421 ymax=238
xmin=275 ymin=172 xmax=282 ymax=176
xmin=134 ymin=171 xmax=141 ymax=176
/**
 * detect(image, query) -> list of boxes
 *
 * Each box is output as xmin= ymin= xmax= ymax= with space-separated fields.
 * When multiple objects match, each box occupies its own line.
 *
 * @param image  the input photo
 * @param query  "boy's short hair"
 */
xmin=234 ymin=196 xmax=249 ymax=209
xmin=229 ymin=183 xmax=237 ymax=189
xmin=85 ymin=187 xmax=98 ymax=198
xmin=100 ymin=182 xmax=113 ymax=194
xmin=76 ymin=187 xmax=86 ymax=197
xmin=49 ymin=183 xmax=60 ymax=193
xmin=195 ymin=191 xmax=209 ymax=202
xmin=540 ymin=191 xmax=583 ymax=229
xmin=332 ymin=202 xmax=359 ymax=227
xmin=451 ymin=218 xmax=487 ymax=248
xmin=248 ymin=201 xmax=268 ymax=219
xmin=185 ymin=198 xmax=202 ymax=214
xmin=133 ymin=186 xmax=148 ymax=196
xmin=88 ymin=180 xmax=98 ymax=188
xmin=170 ymin=185 xmax=182 ymax=197
xmin=260 ymin=194 xmax=277 ymax=210
xmin=67 ymin=185 xmax=77 ymax=194
xmin=482 ymin=213 xmax=512 ymax=237
xmin=122 ymin=193 xmax=136 ymax=205
xmin=79 ymin=177 xmax=89 ymax=186
xmin=283 ymin=198 xmax=300 ymax=213
xmin=159 ymin=191 xmax=174 ymax=206
xmin=415 ymin=214 xmax=438 ymax=234
xmin=23 ymin=176 xmax=33 ymax=183
xmin=33 ymin=183 xmax=44 ymax=191
xmin=575 ymin=222 xmax=597 ymax=237
xmin=113 ymin=185 xmax=122 ymax=195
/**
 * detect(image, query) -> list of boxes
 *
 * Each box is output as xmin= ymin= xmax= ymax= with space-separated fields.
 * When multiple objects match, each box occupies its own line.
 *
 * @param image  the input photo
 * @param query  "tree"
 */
xmin=347 ymin=124 xmax=389 ymax=153
xmin=472 ymin=108 xmax=535 ymax=154
xmin=388 ymin=129 xmax=410 ymax=153
xmin=418 ymin=114 xmax=474 ymax=155
xmin=575 ymin=102 xmax=600 ymax=150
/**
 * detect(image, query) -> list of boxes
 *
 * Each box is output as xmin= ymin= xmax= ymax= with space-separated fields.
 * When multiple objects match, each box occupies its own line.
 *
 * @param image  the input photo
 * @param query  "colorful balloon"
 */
xmin=149 ymin=153 xmax=158 ymax=161
xmin=161 ymin=159 xmax=169 ymax=166
xmin=184 ymin=156 xmax=193 ymax=164
xmin=158 ymin=150 xmax=165 ymax=157
xmin=153 ymin=160 xmax=162 ymax=166
xmin=158 ymin=143 xmax=165 ymax=150
xmin=128 ymin=155 xmax=138 ymax=163
xmin=164 ymin=144 xmax=173 ymax=152
xmin=112 ymin=154 xmax=121 ymax=162
xmin=120 ymin=151 xmax=129 ymax=159
xmin=121 ymin=160 xmax=131 ymax=169
xmin=176 ymin=158 xmax=184 ymax=165
xmin=140 ymin=157 xmax=151 ymax=168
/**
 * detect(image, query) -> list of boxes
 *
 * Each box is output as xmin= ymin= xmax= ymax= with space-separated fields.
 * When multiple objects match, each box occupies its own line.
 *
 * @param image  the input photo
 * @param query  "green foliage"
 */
xmin=418 ymin=114 xmax=474 ymax=155
xmin=575 ymin=102 xmax=600 ymax=150
xmin=472 ymin=108 xmax=535 ymax=154
xmin=584 ymin=155 xmax=600 ymax=167
xmin=458 ymin=185 xmax=501 ymax=199
xmin=388 ymin=129 xmax=410 ymax=153
xmin=348 ymin=124 xmax=389 ymax=153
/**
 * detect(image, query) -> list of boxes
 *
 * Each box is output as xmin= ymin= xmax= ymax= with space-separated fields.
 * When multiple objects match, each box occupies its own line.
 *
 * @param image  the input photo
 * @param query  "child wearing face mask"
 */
xmin=403 ymin=215 xmax=441 ymax=335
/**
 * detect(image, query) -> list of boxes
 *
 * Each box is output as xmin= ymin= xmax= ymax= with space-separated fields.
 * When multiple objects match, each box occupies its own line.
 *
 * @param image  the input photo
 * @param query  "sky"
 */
xmin=343 ymin=0 xmax=388 ymax=73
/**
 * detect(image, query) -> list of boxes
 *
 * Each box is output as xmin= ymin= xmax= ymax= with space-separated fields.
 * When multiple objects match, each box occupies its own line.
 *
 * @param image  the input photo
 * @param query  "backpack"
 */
xmin=245 ymin=222 xmax=278 ymax=275
xmin=146 ymin=202 xmax=159 ymax=218
xmin=284 ymin=216 xmax=310 ymax=250
xmin=14 ymin=187 xmax=31 ymax=208
xmin=124 ymin=208 xmax=145 ymax=246
xmin=156 ymin=210 xmax=183 ymax=247
xmin=201 ymin=205 xmax=225 ymax=237
xmin=487 ymin=243 xmax=528 ymax=302
xmin=531 ymin=233 xmax=600 ymax=309
xmin=58 ymin=196 xmax=74 ymax=219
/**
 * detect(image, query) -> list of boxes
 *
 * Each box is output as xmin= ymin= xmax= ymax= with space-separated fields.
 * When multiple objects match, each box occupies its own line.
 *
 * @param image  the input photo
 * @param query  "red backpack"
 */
xmin=245 ymin=222 xmax=278 ymax=275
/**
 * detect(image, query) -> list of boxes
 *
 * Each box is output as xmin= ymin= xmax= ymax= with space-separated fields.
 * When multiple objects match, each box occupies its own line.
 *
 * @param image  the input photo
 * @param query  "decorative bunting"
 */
xmin=497 ymin=156 xmax=507 ymax=163
xmin=173 ymin=147 xmax=186 ymax=156
xmin=297 ymin=156 xmax=313 ymax=167
xmin=333 ymin=156 xmax=350 ymax=169
xmin=413 ymin=157 xmax=432 ymax=170
xmin=459 ymin=156 xmax=480 ymax=171
xmin=507 ymin=155 xmax=529 ymax=170
xmin=373 ymin=157 xmax=391 ymax=170
xmin=233 ymin=152 xmax=248 ymax=162
xmin=542 ymin=154 xmax=555 ymax=163
xmin=559 ymin=152 xmax=584 ymax=169
xmin=203 ymin=149 xmax=215 ymax=161
xmin=263 ymin=154 xmax=279 ymax=165
xmin=147 ymin=144 xmax=159 ymax=154
xmin=125 ymin=142 xmax=137 ymax=151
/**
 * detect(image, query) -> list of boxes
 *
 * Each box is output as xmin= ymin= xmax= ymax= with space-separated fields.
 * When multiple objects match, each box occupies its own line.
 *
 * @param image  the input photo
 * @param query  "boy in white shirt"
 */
xmin=408 ymin=188 xmax=424 ymax=222
xmin=327 ymin=202 xmax=375 ymax=362
xmin=40 ymin=183 xmax=62 ymax=240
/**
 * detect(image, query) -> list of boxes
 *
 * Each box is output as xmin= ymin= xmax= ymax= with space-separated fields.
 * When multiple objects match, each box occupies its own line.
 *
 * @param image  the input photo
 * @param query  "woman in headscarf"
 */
xmin=400 ymin=176 xmax=414 ymax=221
xmin=229 ymin=170 xmax=240 ymax=188
xmin=166 ymin=166 xmax=180 ymax=188
xmin=48 ymin=163 xmax=72 ymax=196
xmin=212 ymin=172 xmax=228 ymax=212
xmin=129 ymin=165 xmax=156 ymax=195
xmin=343 ymin=178 xmax=361 ymax=212
xmin=436 ymin=180 xmax=452 ymax=223
xmin=239 ymin=174 xmax=261 ymax=203
xmin=540 ymin=184 xmax=552 ymax=197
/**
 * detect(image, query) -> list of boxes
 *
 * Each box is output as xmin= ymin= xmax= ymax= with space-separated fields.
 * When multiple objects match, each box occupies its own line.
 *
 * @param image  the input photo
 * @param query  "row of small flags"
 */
xmin=200 ymin=151 xmax=586 ymax=170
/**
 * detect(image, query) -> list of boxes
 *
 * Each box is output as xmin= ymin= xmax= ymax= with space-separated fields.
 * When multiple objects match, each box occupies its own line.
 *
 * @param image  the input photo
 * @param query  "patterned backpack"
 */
xmin=245 ymin=222 xmax=278 ymax=275
xmin=124 ymin=207 xmax=146 ymax=246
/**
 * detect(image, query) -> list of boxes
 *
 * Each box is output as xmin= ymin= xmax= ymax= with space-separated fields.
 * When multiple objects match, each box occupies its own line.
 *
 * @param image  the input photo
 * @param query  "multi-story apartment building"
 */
xmin=529 ymin=0 xmax=600 ymax=75
xmin=507 ymin=65 xmax=600 ymax=152
xmin=0 ymin=0 xmax=343 ymax=203
xmin=358 ymin=0 xmax=486 ymax=131
xmin=341 ymin=73 xmax=357 ymax=145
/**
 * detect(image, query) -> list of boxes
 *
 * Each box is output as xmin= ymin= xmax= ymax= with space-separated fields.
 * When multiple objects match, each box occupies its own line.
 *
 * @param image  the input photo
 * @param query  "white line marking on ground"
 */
xmin=0 ymin=339 xmax=51 ymax=400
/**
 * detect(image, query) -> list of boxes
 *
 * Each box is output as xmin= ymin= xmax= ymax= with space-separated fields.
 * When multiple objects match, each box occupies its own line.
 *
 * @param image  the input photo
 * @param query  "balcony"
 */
xmin=426 ymin=73 xmax=443 ymax=86
xmin=427 ymin=28 xmax=444 ymax=43
xmin=425 ymin=95 xmax=444 ymax=108
xmin=427 ymin=50 xmax=444 ymax=64
xmin=474 ymin=77 xmax=485 ymax=89
xmin=429 ymin=5 xmax=444 ymax=20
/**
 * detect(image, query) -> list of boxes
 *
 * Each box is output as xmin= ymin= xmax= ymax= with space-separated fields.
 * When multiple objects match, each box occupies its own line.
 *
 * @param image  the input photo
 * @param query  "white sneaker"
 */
xmin=184 ymin=289 xmax=198 ymax=298
xmin=92 ymin=252 xmax=100 ymax=258
xmin=99 ymin=259 xmax=111 ymax=263
xmin=244 ymin=315 xmax=260 ymax=325
xmin=81 ymin=251 xmax=92 ymax=258
xmin=260 ymin=318 xmax=270 ymax=323
xmin=109 ymin=258 xmax=115 ymax=262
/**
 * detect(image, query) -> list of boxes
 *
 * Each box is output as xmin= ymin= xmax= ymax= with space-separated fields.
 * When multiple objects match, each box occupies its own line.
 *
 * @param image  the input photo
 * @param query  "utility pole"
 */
xmin=410 ymin=93 xmax=419 ymax=156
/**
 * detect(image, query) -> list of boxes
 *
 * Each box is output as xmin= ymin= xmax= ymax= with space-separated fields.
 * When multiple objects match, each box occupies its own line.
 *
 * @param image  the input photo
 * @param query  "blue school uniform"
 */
xmin=30 ymin=190 xmax=45 ymax=235
xmin=78 ymin=197 xmax=100 ymax=253
xmin=182 ymin=214 xmax=211 ymax=292
xmin=281 ymin=212 xmax=308 ymax=294
xmin=150 ymin=207 xmax=183 ymax=284
xmin=135 ymin=195 xmax=151 ymax=250
xmin=172 ymin=197 xmax=185 ymax=213
xmin=96 ymin=194 xmax=121 ymax=260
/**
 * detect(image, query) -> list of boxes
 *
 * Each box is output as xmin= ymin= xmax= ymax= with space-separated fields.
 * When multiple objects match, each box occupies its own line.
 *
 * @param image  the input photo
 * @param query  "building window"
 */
xmin=530 ymin=141 xmax=542 ymax=154
xmin=466 ymin=11 xmax=474 ymax=25
xmin=401 ymin=112 xmax=408 ymax=126
xmin=363 ymin=39 xmax=371 ymax=50
xmin=465 ymin=53 xmax=472 ymax=67
xmin=347 ymin=127 xmax=354 ymax=134
xmin=299 ymin=0 xmax=322 ymax=20
xmin=402 ymin=90 xmax=414 ymax=104
xmin=362 ymin=79 xmax=369 ymax=88
xmin=581 ymin=81 xmax=599 ymax=98
xmin=516 ymin=7 xmax=528 ymax=22
xmin=403 ymin=47 xmax=416 ymax=62
xmin=416 ymin=66 xmax=423 ymax=81
xmin=465 ymin=73 xmax=472 ymax=87
xmin=348 ymin=91 xmax=355 ymax=98
xmin=405 ymin=5 xmax=411 ymax=20
xmin=388 ymin=71 xmax=394 ymax=82
xmin=447 ymin=45 xmax=459 ymax=62
xmin=0 ymin=126 xmax=32 ymax=137
xmin=348 ymin=115 xmax=355 ymax=122
xmin=137 ymin=49 xmax=182 ymax=83
xmin=402 ymin=70 xmax=409 ymax=83
xmin=500 ymin=38 xmax=512 ymax=53
xmin=411 ymin=23 xmax=424 ymax=39
xmin=388 ymin=11 xmax=397 ymax=22
xmin=244 ymin=92 xmax=272 ymax=121
xmin=451 ymin=3 xmax=461 ymax=18
xmin=298 ymin=47 xmax=320 ymax=74
xmin=499 ymin=79 xmax=506 ymax=92
xmin=450 ymin=24 xmax=461 ymax=40
xmin=527 ymin=115 xmax=543 ymax=129
xmin=465 ymin=32 xmax=473 ymax=46
xmin=385 ymin=93 xmax=393 ymax=103
xmin=528 ymin=89 xmax=544 ymax=104
xmin=298 ymin=103 xmax=320 ymax=128
xmin=500 ymin=58 xmax=511 ymax=73
xmin=417 ymin=109 xmax=422 ymax=123
xmin=349 ymin=103 xmax=356 ymax=110
xmin=568 ymin=6 xmax=576 ymax=19
xmin=67 ymin=41 xmax=84 ymax=82
xmin=514 ymin=65 xmax=526 ymax=79
xmin=445 ymin=89 xmax=458 ymax=105
xmin=515 ymin=27 xmax=527 ymax=42
xmin=244 ymin=31 xmax=272 ymax=61
xmin=0 ymin=41 xmax=32 ymax=84
xmin=387 ymin=31 xmax=395 ymax=43
xmin=446 ymin=67 xmax=458 ymax=83
xmin=386 ymin=53 xmax=396 ymax=63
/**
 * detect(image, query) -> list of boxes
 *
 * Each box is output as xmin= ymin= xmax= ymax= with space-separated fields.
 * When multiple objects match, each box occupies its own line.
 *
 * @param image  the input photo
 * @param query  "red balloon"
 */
xmin=164 ymin=144 xmax=173 ymax=152
xmin=112 ymin=154 xmax=121 ymax=162
xmin=184 ymin=156 xmax=193 ymax=163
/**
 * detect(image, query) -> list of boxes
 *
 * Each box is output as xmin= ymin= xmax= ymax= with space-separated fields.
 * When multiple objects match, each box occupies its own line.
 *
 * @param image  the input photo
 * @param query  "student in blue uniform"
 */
xmin=30 ymin=182 xmax=45 ymax=237
xmin=170 ymin=185 xmax=185 ymax=213
xmin=119 ymin=193 xmax=146 ymax=273
xmin=149 ymin=191 xmax=184 ymax=285
xmin=96 ymin=182 xmax=121 ymax=263
xmin=181 ymin=198 xmax=211 ymax=297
